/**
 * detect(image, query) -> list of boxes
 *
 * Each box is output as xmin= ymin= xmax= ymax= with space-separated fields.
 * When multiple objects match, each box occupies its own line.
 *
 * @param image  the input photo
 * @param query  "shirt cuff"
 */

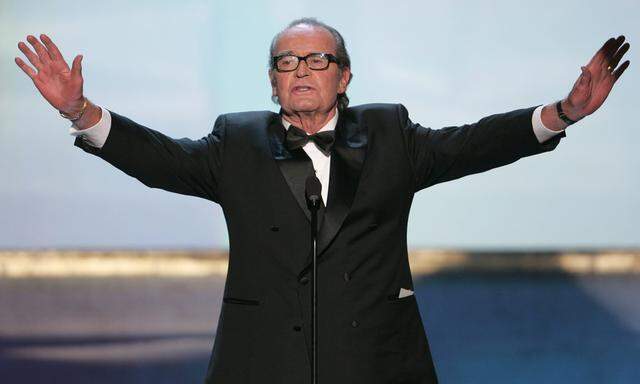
xmin=68 ymin=106 xmax=111 ymax=149
xmin=531 ymin=104 xmax=564 ymax=143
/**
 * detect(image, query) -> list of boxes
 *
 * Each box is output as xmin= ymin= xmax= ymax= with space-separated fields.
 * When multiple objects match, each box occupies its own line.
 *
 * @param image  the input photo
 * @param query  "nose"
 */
xmin=295 ymin=59 xmax=310 ymax=78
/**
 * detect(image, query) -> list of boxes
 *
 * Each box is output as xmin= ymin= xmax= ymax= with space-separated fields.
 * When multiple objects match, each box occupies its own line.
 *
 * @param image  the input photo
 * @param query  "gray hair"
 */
xmin=269 ymin=17 xmax=353 ymax=111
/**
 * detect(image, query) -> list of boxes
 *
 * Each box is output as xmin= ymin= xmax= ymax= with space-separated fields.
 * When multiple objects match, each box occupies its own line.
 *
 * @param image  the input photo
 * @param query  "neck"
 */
xmin=282 ymin=106 xmax=337 ymax=135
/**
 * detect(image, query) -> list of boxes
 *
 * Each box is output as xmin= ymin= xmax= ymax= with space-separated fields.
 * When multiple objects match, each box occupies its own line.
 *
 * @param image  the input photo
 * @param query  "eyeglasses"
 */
xmin=271 ymin=52 xmax=339 ymax=72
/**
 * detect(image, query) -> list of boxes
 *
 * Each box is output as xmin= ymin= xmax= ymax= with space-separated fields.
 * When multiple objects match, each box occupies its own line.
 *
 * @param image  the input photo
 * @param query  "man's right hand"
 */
xmin=15 ymin=34 xmax=101 ymax=128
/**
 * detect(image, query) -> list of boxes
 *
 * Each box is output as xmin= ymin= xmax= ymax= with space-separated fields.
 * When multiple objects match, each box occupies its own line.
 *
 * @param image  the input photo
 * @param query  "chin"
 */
xmin=289 ymin=100 xmax=321 ymax=113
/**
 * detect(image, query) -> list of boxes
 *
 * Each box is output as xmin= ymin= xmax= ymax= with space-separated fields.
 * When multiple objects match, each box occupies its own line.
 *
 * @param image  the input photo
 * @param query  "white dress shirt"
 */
xmin=69 ymin=105 xmax=562 ymax=206
xmin=280 ymin=113 xmax=337 ymax=204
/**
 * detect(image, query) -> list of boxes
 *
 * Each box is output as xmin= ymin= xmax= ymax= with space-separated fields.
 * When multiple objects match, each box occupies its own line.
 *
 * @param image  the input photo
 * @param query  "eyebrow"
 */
xmin=275 ymin=51 xmax=331 ymax=57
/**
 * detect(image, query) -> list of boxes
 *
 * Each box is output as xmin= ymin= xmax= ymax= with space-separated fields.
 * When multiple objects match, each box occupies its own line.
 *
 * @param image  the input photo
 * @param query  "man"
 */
xmin=15 ymin=18 xmax=629 ymax=384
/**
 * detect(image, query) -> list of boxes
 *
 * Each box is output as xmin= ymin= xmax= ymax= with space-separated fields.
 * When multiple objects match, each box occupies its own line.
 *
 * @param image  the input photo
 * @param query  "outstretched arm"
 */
xmin=540 ymin=35 xmax=630 ymax=131
xmin=15 ymin=34 xmax=225 ymax=203
xmin=402 ymin=104 xmax=564 ymax=192
xmin=404 ymin=35 xmax=630 ymax=192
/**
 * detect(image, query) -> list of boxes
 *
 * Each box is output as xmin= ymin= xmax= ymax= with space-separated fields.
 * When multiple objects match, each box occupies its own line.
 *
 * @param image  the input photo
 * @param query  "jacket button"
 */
xmin=351 ymin=320 xmax=359 ymax=328
xmin=293 ymin=325 xmax=302 ymax=332
xmin=270 ymin=226 xmax=280 ymax=232
xmin=299 ymin=276 xmax=309 ymax=285
xmin=343 ymin=272 xmax=351 ymax=282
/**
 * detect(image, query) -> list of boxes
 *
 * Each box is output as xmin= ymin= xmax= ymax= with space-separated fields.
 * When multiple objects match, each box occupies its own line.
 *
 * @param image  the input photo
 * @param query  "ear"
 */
xmin=268 ymin=69 xmax=277 ymax=96
xmin=338 ymin=67 xmax=352 ymax=94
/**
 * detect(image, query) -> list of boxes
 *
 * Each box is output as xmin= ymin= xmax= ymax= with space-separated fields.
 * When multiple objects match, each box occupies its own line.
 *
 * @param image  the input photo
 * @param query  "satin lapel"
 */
xmin=267 ymin=118 xmax=313 ymax=222
xmin=298 ymin=113 xmax=368 ymax=276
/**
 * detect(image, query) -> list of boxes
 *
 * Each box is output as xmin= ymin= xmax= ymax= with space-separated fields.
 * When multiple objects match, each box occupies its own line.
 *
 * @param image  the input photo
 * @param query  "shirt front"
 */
xmin=281 ymin=110 xmax=338 ymax=205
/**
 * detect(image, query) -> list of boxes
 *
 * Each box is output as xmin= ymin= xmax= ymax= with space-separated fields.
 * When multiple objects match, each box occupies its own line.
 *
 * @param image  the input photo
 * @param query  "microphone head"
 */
xmin=305 ymin=174 xmax=322 ymax=204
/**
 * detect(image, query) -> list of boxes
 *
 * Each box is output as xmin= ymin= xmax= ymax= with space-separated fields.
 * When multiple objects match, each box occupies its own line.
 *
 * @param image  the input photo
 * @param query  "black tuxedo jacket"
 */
xmin=75 ymin=103 xmax=564 ymax=384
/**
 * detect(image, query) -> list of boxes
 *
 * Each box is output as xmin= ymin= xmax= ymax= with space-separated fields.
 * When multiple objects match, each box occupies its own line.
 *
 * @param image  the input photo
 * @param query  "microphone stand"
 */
xmin=305 ymin=176 xmax=322 ymax=384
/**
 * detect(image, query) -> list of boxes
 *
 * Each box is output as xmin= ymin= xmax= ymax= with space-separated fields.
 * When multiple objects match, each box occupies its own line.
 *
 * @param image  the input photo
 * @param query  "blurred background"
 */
xmin=1 ymin=0 xmax=638 ymax=383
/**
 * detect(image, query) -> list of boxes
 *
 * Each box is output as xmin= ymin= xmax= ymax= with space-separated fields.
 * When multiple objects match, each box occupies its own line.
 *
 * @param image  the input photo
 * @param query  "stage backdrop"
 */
xmin=1 ymin=0 xmax=638 ymax=249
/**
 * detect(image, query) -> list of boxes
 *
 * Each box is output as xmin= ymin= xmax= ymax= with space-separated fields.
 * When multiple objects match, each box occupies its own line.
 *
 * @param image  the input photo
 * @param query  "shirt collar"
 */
xmin=281 ymin=108 xmax=339 ymax=133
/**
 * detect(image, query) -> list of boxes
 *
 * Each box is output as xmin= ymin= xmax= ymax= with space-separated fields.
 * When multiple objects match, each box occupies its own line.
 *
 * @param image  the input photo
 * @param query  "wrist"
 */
xmin=72 ymin=101 xmax=102 ymax=130
xmin=560 ymin=99 xmax=583 ymax=122
xmin=59 ymin=97 xmax=88 ymax=121
xmin=555 ymin=100 xmax=578 ymax=127
xmin=541 ymin=103 xmax=568 ymax=131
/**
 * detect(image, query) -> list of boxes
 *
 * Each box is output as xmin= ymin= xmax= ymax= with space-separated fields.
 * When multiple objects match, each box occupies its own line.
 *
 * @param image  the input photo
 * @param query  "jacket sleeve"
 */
xmin=74 ymin=111 xmax=226 ymax=203
xmin=399 ymin=104 xmax=566 ymax=192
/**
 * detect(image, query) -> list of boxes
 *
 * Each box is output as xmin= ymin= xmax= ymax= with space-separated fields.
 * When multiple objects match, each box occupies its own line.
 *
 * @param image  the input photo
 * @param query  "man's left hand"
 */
xmin=564 ymin=35 xmax=630 ymax=121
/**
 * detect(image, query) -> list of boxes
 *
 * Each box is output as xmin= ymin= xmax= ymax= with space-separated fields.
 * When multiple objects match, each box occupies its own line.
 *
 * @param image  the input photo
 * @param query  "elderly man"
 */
xmin=15 ymin=17 xmax=629 ymax=384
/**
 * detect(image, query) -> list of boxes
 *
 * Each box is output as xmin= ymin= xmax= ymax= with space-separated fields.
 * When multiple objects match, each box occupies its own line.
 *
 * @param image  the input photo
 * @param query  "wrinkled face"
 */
xmin=269 ymin=25 xmax=351 ymax=115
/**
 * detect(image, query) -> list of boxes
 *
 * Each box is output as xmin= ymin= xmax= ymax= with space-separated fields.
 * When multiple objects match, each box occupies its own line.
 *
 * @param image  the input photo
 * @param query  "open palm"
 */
xmin=566 ymin=35 xmax=630 ymax=119
xmin=15 ymin=34 xmax=84 ymax=113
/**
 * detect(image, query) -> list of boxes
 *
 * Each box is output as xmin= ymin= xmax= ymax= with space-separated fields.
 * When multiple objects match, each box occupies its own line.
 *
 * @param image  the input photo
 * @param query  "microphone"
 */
xmin=305 ymin=174 xmax=322 ymax=209
xmin=304 ymin=173 xmax=322 ymax=384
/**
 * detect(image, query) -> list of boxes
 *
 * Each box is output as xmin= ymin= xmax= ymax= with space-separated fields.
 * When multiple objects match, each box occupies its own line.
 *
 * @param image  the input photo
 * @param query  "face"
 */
xmin=269 ymin=25 xmax=351 ymax=115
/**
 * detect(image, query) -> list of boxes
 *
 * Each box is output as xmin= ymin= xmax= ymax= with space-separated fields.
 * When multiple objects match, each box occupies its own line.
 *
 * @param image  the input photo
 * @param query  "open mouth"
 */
xmin=292 ymin=86 xmax=314 ymax=94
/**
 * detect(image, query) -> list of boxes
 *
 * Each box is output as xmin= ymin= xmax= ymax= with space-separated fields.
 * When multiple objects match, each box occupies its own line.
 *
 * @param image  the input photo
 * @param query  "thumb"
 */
xmin=579 ymin=66 xmax=591 ymax=86
xmin=71 ymin=54 xmax=83 ymax=77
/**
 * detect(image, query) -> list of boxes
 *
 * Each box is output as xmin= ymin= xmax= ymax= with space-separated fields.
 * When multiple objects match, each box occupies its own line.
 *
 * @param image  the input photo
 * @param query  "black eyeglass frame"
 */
xmin=271 ymin=52 xmax=339 ymax=72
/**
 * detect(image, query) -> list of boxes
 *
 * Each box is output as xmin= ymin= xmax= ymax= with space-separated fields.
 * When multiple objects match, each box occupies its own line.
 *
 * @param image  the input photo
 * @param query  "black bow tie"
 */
xmin=285 ymin=125 xmax=335 ymax=156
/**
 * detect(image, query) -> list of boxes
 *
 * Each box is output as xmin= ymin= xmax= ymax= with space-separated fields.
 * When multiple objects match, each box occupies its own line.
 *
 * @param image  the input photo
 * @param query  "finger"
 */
xmin=613 ymin=60 xmax=630 ymax=82
xmin=40 ymin=34 xmax=67 ymax=63
xmin=579 ymin=66 xmax=592 ymax=88
xmin=18 ymin=41 xmax=43 ymax=70
xmin=589 ymin=37 xmax=616 ymax=66
xmin=596 ymin=37 xmax=615 ymax=54
xmin=71 ymin=54 xmax=83 ymax=78
xmin=592 ymin=36 xmax=625 ymax=73
xmin=26 ymin=34 xmax=52 ymax=65
xmin=570 ymin=66 xmax=592 ymax=104
xmin=606 ymin=35 xmax=624 ymax=55
xmin=14 ymin=57 xmax=37 ymax=79
xmin=609 ymin=42 xmax=630 ymax=70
